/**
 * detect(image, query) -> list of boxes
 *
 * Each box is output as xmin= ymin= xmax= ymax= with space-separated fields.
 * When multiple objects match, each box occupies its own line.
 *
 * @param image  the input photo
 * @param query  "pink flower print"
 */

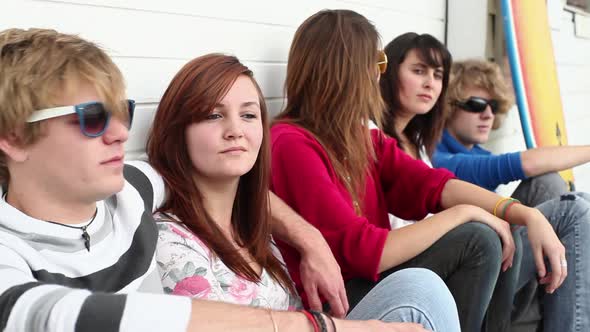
xmin=169 ymin=224 xmax=210 ymax=255
xmin=228 ymin=278 xmax=258 ymax=304
xmin=172 ymin=276 xmax=212 ymax=298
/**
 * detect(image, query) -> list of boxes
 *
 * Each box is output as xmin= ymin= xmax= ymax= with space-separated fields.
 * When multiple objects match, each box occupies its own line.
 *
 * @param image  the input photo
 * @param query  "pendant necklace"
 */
xmin=45 ymin=208 xmax=98 ymax=252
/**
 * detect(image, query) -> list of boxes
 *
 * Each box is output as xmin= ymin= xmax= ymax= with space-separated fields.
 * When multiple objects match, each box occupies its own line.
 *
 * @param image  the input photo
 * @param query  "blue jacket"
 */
xmin=432 ymin=130 xmax=527 ymax=191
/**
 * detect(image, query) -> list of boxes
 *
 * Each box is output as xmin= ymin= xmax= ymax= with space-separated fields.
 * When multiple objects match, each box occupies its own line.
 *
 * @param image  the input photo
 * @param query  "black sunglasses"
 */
xmin=452 ymin=97 xmax=499 ymax=114
xmin=28 ymin=100 xmax=135 ymax=137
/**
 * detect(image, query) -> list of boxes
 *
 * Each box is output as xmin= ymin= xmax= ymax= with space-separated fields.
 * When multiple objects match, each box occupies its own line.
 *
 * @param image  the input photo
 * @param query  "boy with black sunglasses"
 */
xmin=0 ymin=28 xmax=385 ymax=332
xmin=433 ymin=59 xmax=590 ymax=206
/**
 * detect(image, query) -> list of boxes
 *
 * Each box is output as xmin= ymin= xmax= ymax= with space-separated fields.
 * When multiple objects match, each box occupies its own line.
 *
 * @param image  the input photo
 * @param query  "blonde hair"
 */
xmin=0 ymin=28 xmax=127 ymax=183
xmin=445 ymin=59 xmax=514 ymax=129
xmin=276 ymin=9 xmax=384 ymax=214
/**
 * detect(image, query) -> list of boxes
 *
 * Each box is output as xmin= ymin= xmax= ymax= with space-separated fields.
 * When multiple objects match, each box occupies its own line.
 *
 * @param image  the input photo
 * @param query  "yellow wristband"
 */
xmin=493 ymin=197 xmax=513 ymax=217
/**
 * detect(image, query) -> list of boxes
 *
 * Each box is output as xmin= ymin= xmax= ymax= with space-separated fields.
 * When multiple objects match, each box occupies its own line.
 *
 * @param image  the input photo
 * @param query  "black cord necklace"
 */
xmin=2 ymin=192 xmax=98 ymax=252
xmin=45 ymin=208 xmax=98 ymax=252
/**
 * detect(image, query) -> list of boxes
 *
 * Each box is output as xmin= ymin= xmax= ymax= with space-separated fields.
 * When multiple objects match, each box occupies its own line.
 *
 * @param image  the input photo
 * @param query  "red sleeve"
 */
xmin=372 ymin=129 xmax=455 ymax=220
xmin=271 ymin=129 xmax=388 ymax=281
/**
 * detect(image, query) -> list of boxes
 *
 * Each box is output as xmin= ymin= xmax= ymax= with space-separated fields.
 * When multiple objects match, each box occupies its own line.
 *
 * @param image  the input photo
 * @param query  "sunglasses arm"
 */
xmin=26 ymin=106 xmax=76 ymax=123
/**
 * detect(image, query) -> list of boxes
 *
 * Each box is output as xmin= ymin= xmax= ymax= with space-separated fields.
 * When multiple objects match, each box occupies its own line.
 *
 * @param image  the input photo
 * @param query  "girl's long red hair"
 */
xmin=147 ymin=53 xmax=294 ymax=294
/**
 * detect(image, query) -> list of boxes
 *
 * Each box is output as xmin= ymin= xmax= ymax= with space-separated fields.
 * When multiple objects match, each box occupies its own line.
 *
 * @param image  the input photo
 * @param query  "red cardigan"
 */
xmin=270 ymin=123 xmax=455 ymax=305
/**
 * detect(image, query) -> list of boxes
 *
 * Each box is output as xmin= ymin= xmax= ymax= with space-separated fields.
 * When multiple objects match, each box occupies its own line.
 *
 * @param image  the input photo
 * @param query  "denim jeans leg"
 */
xmin=514 ymin=192 xmax=590 ymax=332
xmin=510 ymin=172 xmax=569 ymax=332
xmin=485 ymin=227 xmax=525 ymax=332
xmin=346 ymin=222 xmax=502 ymax=332
xmin=512 ymin=172 xmax=568 ymax=208
xmin=347 ymin=268 xmax=461 ymax=332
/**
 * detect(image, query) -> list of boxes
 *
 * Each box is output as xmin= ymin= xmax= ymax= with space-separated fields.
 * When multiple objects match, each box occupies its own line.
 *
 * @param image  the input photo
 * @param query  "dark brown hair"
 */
xmin=147 ymin=53 xmax=294 ymax=293
xmin=379 ymin=32 xmax=452 ymax=158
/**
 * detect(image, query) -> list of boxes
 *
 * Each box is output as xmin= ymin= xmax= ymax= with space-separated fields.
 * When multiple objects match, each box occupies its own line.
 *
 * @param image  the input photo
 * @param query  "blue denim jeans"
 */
xmin=513 ymin=172 xmax=569 ymax=208
xmin=346 ymin=223 xmax=501 ymax=332
xmin=513 ymin=192 xmax=590 ymax=331
xmin=347 ymin=268 xmax=461 ymax=332
xmin=485 ymin=226 xmax=526 ymax=332
xmin=507 ymin=172 xmax=569 ymax=332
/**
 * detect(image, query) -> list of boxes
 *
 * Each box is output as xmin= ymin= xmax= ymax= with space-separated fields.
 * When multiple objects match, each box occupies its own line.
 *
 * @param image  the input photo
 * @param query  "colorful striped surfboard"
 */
xmin=501 ymin=0 xmax=574 ymax=188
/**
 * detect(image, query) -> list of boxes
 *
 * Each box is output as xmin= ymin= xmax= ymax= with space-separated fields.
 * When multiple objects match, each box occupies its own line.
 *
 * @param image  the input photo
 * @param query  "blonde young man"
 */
xmin=432 ymin=59 xmax=590 ymax=206
xmin=433 ymin=59 xmax=590 ymax=332
xmin=0 ymin=28 xmax=418 ymax=332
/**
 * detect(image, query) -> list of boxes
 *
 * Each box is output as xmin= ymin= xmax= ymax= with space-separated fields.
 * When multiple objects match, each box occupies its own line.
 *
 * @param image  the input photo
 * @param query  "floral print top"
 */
xmin=154 ymin=212 xmax=301 ymax=310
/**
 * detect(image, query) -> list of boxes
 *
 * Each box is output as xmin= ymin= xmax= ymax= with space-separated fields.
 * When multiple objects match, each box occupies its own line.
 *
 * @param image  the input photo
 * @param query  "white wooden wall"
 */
xmin=2 ymin=0 xmax=446 ymax=158
xmin=555 ymin=10 xmax=590 ymax=192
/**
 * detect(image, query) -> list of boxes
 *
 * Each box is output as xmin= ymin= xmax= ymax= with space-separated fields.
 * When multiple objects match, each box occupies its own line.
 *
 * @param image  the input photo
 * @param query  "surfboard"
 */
xmin=500 ymin=0 xmax=575 ymax=189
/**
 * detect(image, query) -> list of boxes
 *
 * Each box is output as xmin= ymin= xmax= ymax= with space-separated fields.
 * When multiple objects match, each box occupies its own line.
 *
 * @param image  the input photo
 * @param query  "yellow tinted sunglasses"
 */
xmin=377 ymin=50 xmax=388 ymax=74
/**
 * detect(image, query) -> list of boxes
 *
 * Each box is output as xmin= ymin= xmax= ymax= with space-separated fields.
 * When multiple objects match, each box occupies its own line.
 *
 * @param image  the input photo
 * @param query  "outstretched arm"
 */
xmin=0 ymin=244 xmax=422 ymax=332
xmin=186 ymin=301 xmax=428 ymax=332
xmin=520 ymin=145 xmax=590 ymax=177
xmin=378 ymin=204 xmax=515 ymax=273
